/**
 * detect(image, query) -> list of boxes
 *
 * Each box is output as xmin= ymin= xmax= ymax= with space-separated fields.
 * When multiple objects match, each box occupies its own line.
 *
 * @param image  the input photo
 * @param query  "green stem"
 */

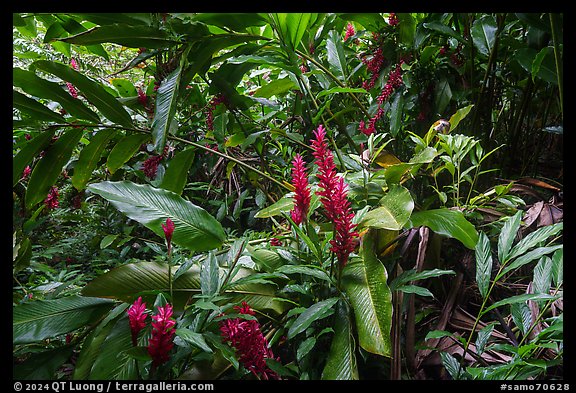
xmin=549 ymin=13 xmax=563 ymax=119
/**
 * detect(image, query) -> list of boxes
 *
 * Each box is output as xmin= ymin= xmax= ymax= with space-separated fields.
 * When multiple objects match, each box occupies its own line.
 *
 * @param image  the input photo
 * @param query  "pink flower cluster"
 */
xmin=206 ymin=94 xmax=226 ymax=131
xmin=219 ymin=302 xmax=280 ymax=380
xmin=44 ymin=186 xmax=59 ymax=210
xmin=66 ymin=58 xmax=79 ymax=98
xmin=21 ymin=165 xmax=31 ymax=180
xmin=344 ymin=22 xmax=355 ymax=41
xmin=142 ymin=145 xmax=170 ymax=180
xmin=289 ymin=154 xmax=311 ymax=225
xmin=127 ymin=298 xmax=176 ymax=369
xmin=358 ymin=62 xmax=404 ymax=135
xmin=137 ymin=87 xmax=147 ymax=107
xmin=388 ymin=13 xmax=399 ymax=26
xmin=361 ymin=47 xmax=385 ymax=90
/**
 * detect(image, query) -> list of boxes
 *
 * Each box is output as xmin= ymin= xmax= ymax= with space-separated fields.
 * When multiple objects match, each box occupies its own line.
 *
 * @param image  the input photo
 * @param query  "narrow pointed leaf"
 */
xmin=506 ymin=222 xmax=563 ymax=262
xmin=13 ymin=295 xmax=114 ymax=344
xmin=26 ymin=128 xmax=84 ymax=209
xmin=390 ymin=268 xmax=455 ymax=290
xmin=471 ymin=15 xmax=498 ymax=57
xmin=160 ymin=147 xmax=195 ymax=195
xmin=287 ymin=297 xmax=339 ymax=339
xmin=13 ymin=90 xmax=65 ymax=123
xmin=448 ymin=104 xmax=474 ymax=133
xmin=13 ymin=68 xmax=100 ymax=123
xmin=151 ymin=66 xmax=182 ymax=152
xmin=253 ymin=78 xmax=297 ymax=98
xmin=533 ymin=256 xmax=553 ymax=295
xmin=106 ymin=133 xmax=150 ymax=174
xmin=483 ymin=293 xmax=559 ymax=315
xmin=72 ymin=129 xmax=118 ymax=190
xmin=510 ymin=302 xmax=532 ymax=336
xmin=201 ymin=252 xmax=220 ymax=296
xmin=321 ymin=299 xmax=358 ymax=380
xmin=551 ymin=248 xmax=563 ymax=287
xmin=87 ymin=181 xmax=226 ymax=252
xmin=500 ymin=245 xmax=563 ymax=278
xmin=326 ymin=30 xmax=347 ymax=81
xmin=342 ymin=229 xmax=392 ymax=356
xmin=475 ymin=231 xmax=493 ymax=300
xmin=475 ymin=322 xmax=496 ymax=355
xmin=254 ymin=195 xmax=294 ymax=218
xmin=13 ymin=129 xmax=56 ymax=187
xmin=34 ymin=60 xmax=133 ymax=128
xmin=59 ymin=24 xmax=179 ymax=49
xmin=405 ymin=208 xmax=479 ymax=249
xmin=498 ymin=210 xmax=522 ymax=263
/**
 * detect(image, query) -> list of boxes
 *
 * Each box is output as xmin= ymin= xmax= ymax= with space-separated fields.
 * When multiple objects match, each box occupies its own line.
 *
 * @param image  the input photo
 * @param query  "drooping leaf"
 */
xmin=201 ymin=252 xmax=220 ymax=296
xmin=160 ymin=147 xmax=195 ymax=195
xmin=390 ymin=268 xmax=455 ymax=291
xmin=338 ymin=13 xmax=386 ymax=31
xmin=13 ymin=129 xmax=56 ymax=187
xmin=326 ymin=30 xmax=347 ymax=81
xmin=13 ymin=90 xmax=66 ymax=123
xmin=475 ymin=231 xmax=493 ymax=300
xmin=471 ymin=15 xmax=498 ymax=57
xmin=88 ymin=181 xmax=226 ymax=252
xmin=434 ymin=77 xmax=452 ymax=115
xmin=13 ymin=346 xmax=74 ymax=380
xmin=72 ymin=129 xmax=118 ymax=190
xmin=358 ymin=184 xmax=414 ymax=230
xmin=176 ymin=329 xmax=213 ymax=353
xmin=254 ymin=195 xmax=294 ymax=218
xmin=482 ymin=293 xmax=560 ymax=315
xmin=151 ymin=65 xmax=183 ymax=153
xmin=506 ymin=222 xmax=563 ymax=262
xmin=342 ymin=229 xmax=392 ymax=356
xmin=405 ymin=208 xmax=479 ymax=250
xmin=25 ymin=127 xmax=84 ymax=209
xmin=448 ymin=104 xmax=474 ymax=133
xmin=190 ymin=13 xmax=267 ymax=31
xmin=287 ymin=297 xmax=339 ymax=339
xmin=106 ymin=133 xmax=150 ymax=174
xmin=500 ymin=245 xmax=563 ymax=278
xmin=475 ymin=322 xmax=495 ymax=356
xmin=13 ymin=68 xmax=100 ymax=123
xmin=253 ymin=78 xmax=297 ymax=98
xmin=389 ymin=92 xmax=404 ymax=137
xmin=33 ymin=60 xmax=133 ymax=128
xmin=321 ymin=299 xmax=358 ymax=380
xmin=13 ymin=296 xmax=114 ymax=344
xmin=423 ymin=21 xmax=466 ymax=43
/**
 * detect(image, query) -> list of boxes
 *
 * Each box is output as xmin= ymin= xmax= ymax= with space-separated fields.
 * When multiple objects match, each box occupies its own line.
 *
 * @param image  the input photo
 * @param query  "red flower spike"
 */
xmin=388 ymin=13 xmax=399 ymax=27
xmin=270 ymin=238 xmax=282 ymax=247
xmin=289 ymin=154 xmax=311 ymax=225
xmin=148 ymin=304 xmax=176 ymax=368
xmin=311 ymin=125 xmax=340 ymax=222
xmin=127 ymin=297 xmax=147 ymax=346
xmin=344 ymin=22 xmax=355 ymax=41
xmin=66 ymin=82 xmax=78 ymax=99
xmin=220 ymin=302 xmax=280 ymax=380
xmin=162 ymin=218 xmax=175 ymax=249
xmin=44 ymin=186 xmax=59 ymax=210
xmin=21 ymin=165 xmax=31 ymax=180
xmin=137 ymin=87 xmax=147 ymax=107
xmin=328 ymin=177 xmax=359 ymax=268
xmin=142 ymin=155 xmax=163 ymax=179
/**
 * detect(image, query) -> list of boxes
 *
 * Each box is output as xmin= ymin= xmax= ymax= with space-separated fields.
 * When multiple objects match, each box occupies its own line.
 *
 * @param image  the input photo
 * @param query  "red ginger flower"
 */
xmin=70 ymin=58 xmax=79 ymax=70
xmin=344 ymin=22 xmax=355 ymax=41
xmin=44 ymin=186 xmax=59 ymax=210
xmin=148 ymin=304 xmax=176 ymax=368
xmin=289 ymin=154 xmax=311 ymax=225
xmin=127 ymin=297 xmax=147 ymax=346
xmin=206 ymin=94 xmax=226 ymax=131
xmin=270 ymin=237 xmax=282 ymax=247
xmin=362 ymin=47 xmax=385 ymax=90
xmin=66 ymin=82 xmax=78 ymax=99
xmin=21 ymin=165 xmax=31 ymax=180
xmin=329 ymin=177 xmax=359 ymax=267
xmin=311 ymin=125 xmax=340 ymax=222
xmin=137 ymin=87 xmax=147 ymax=107
xmin=162 ymin=218 xmax=175 ymax=252
xmin=219 ymin=302 xmax=280 ymax=380
xmin=388 ymin=13 xmax=399 ymax=26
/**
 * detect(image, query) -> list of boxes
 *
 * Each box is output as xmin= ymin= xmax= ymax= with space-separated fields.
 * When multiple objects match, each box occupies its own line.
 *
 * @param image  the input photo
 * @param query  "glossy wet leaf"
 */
xmin=358 ymin=184 xmax=414 ymax=231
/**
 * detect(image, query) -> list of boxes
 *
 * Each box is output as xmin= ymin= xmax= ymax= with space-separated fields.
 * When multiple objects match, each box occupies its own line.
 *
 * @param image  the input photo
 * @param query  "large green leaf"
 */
xmin=12 ymin=129 xmax=56 ymax=187
xmin=505 ymin=222 xmax=563 ymax=262
xmin=151 ymin=65 xmax=183 ymax=152
xmin=87 ymin=181 xmax=226 ymax=252
xmin=33 ymin=60 xmax=133 ymax=128
xmin=326 ymin=30 xmax=347 ymax=81
xmin=497 ymin=210 xmax=523 ymax=263
xmin=13 ymin=346 xmax=74 ymax=379
xmin=13 ymin=90 xmax=65 ymax=123
xmin=106 ymin=133 xmax=150 ymax=174
xmin=13 ymin=68 xmax=100 ymax=123
xmin=72 ymin=129 xmax=118 ymax=190
xmin=358 ymin=184 xmax=414 ymax=231
xmin=254 ymin=195 xmax=294 ymax=218
xmin=272 ymin=13 xmax=312 ymax=50
xmin=160 ymin=147 xmax=195 ymax=195
xmin=81 ymin=261 xmax=287 ymax=315
xmin=337 ymin=13 xmax=386 ymax=31
xmin=405 ymin=208 xmax=479 ymax=250
xmin=342 ymin=229 xmax=393 ymax=357
xmin=191 ymin=13 xmax=267 ymax=31
xmin=448 ymin=104 xmax=474 ymax=133
xmin=25 ymin=127 xmax=84 ymax=209
xmin=321 ymin=299 xmax=359 ymax=380
xmin=13 ymin=295 xmax=114 ymax=344
xmin=253 ymin=78 xmax=297 ymax=98
xmin=59 ymin=23 xmax=179 ymax=48
xmin=471 ymin=15 xmax=498 ymax=57
xmin=287 ymin=297 xmax=339 ymax=339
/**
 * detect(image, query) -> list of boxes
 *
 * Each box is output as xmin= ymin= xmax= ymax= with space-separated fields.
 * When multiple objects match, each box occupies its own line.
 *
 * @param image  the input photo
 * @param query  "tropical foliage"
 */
xmin=13 ymin=12 xmax=563 ymax=381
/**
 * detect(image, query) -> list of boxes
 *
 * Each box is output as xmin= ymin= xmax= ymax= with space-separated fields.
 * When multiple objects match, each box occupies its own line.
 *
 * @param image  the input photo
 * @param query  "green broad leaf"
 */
xmin=88 ymin=181 xmax=226 ymax=252
xmin=405 ymin=208 xmax=479 ymax=250
xmin=254 ymin=195 xmax=294 ymax=218
xmin=389 ymin=92 xmax=404 ymax=137
xmin=531 ymin=46 xmax=558 ymax=84
xmin=110 ymin=78 xmax=138 ymax=98
xmin=398 ymin=13 xmax=416 ymax=47
xmin=253 ymin=78 xmax=297 ymax=98
xmin=13 ymin=237 xmax=32 ymax=273
xmin=342 ymin=229 xmax=392 ymax=356
xmin=390 ymin=268 xmax=455 ymax=291
xmin=25 ymin=127 xmax=84 ymax=210
xmin=475 ymin=231 xmax=493 ymax=300
xmin=434 ymin=77 xmax=452 ymax=115
xmin=471 ymin=15 xmax=498 ymax=57
xmin=338 ymin=13 xmax=386 ymax=31
xmin=358 ymin=184 xmax=414 ymax=230
xmin=510 ymin=302 xmax=532 ymax=336
xmin=326 ymin=30 xmax=347 ymax=81
xmin=284 ymin=13 xmax=313 ymax=50
xmin=160 ymin=148 xmax=195 ymax=195
xmin=482 ymin=293 xmax=559 ymax=315
xmin=122 ymin=346 xmax=152 ymax=362
xmin=425 ymin=330 xmax=456 ymax=340
xmin=70 ymin=13 xmax=152 ymax=26
xmin=476 ymin=323 xmax=496 ymax=355
xmin=176 ymin=329 xmax=213 ymax=353
xmin=13 ymin=295 xmax=114 ymax=344
xmin=99 ymin=234 xmax=118 ymax=249
xmin=500 ymin=245 xmax=563 ymax=278
xmin=13 ymin=68 xmax=100 ymax=123
xmin=13 ymin=129 xmax=56 ymax=187
xmin=191 ymin=13 xmax=267 ymax=31
xmin=297 ymin=337 xmax=317 ymax=362
xmin=33 ymin=60 xmax=133 ymax=128
xmin=60 ymin=23 xmax=179 ymax=49
xmin=316 ymin=87 xmax=367 ymax=99
xmin=533 ymin=256 xmax=553 ymax=295
xmin=423 ymin=22 xmax=466 ymax=43
xmin=72 ymin=129 xmax=118 ymax=190
xmin=250 ymin=248 xmax=285 ymax=272
xmin=396 ymin=285 xmax=434 ymax=297
xmin=276 ymin=265 xmax=332 ymax=283
xmin=505 ymin=222 xmax=563 ymax=262
xmin=498 ymin=210 xmax=523 ymax=263
xmin=551 ymin=248 xmax=563 ymax=287
xmin=448 ymin=104 xmax=474 ymax=133
xmin=81 ymin=261 xmax=287 ymax=315
xmin=13 ymin=346 xmax=74 ymax=380
xmin=13 ymin=90 xmax=65 ymax=123
xmin=440 ymin=351 xmax=463 ymax=380
xmin=201 ymin=252 xmax=220 ymax=296
xmin=321 ymin=299 xmax=359 ymax=380
xmin=151 ymin=65 xmax=183 ymax=153
xmin=287 ymin=297 xmax=339 ymax=339
xmin=106 ymin=133 xmax=150 ymax=174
